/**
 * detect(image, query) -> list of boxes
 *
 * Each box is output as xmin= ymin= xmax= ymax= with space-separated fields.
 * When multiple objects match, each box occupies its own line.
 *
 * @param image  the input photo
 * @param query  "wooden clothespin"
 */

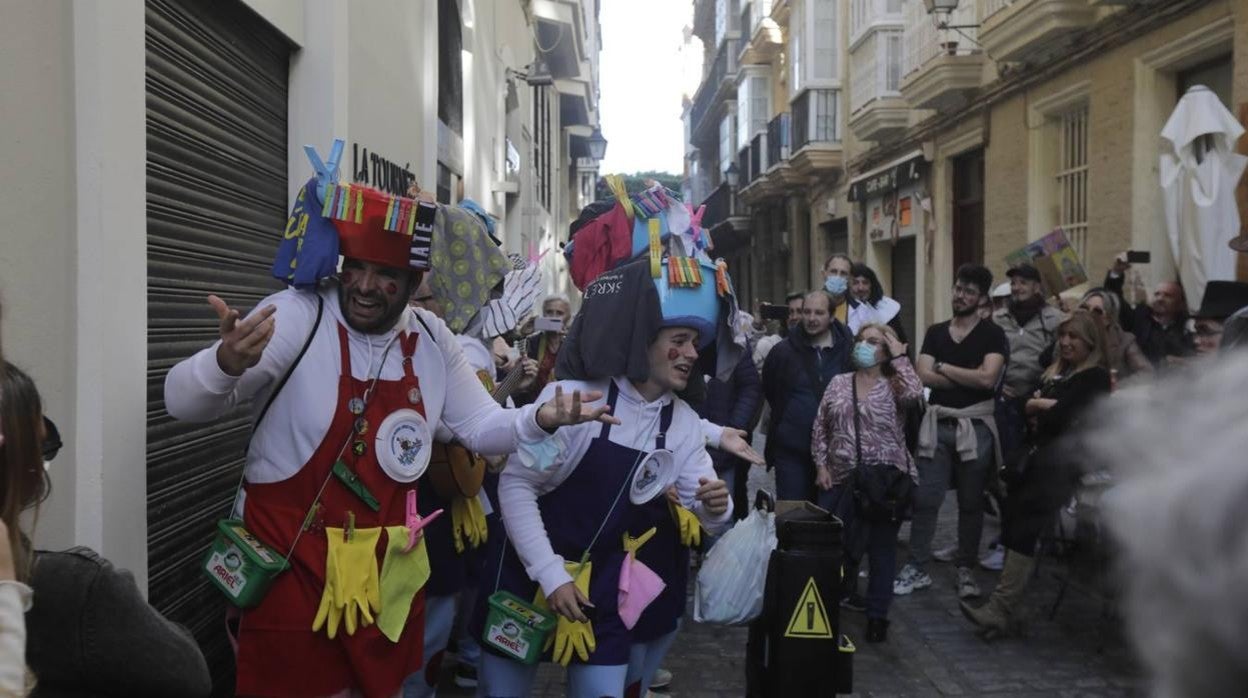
xmin=345 ymin=511 xmax=356 ymax=542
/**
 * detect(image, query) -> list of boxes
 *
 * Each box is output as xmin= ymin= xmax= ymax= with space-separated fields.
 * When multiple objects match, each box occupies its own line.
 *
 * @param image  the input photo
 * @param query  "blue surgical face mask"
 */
xmin=852 ymin=341 xmax=880 ymax=369
xmin=825 ymin=275 xmax=848 ymax=295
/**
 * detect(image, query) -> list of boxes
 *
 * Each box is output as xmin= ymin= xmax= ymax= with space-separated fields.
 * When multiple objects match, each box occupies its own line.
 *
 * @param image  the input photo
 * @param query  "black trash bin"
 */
xmin=746 ymin=501 xmax=853 ymax=697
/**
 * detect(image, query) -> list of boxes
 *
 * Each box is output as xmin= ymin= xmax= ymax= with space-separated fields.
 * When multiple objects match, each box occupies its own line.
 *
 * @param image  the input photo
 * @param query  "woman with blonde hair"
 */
xmin=1079 ymin=288 xmax=1152 ymax=381
xmin=812 ymin=322 xmax=921 ymax=643
xmin=961 ymin=310 xmax=1112 ymax=637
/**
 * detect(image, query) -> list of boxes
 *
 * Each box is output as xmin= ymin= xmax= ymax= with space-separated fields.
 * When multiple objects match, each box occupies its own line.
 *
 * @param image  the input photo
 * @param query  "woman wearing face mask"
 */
xmin=960 ymin=311 xmax=1111 ymax=638
xmin=812 ymin=324 xmax=921 ymax=643
xmin=0 ymin=361 xmax=212 ymax=697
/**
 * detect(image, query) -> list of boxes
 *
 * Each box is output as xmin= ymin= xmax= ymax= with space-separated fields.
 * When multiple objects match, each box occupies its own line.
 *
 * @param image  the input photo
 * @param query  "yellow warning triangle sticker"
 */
xmin=784 ymin=577 xmax=833 ymax=639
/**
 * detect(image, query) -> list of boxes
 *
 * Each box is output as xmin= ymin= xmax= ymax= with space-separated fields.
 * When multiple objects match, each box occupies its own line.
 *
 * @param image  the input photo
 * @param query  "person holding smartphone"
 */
xmin=514 ymin=295 xmax=574 ymax=407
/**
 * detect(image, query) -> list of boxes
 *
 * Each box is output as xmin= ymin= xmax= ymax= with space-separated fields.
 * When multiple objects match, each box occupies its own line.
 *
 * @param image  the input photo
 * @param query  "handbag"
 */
xmin=849 ymin=376 xmax=914 ymax=524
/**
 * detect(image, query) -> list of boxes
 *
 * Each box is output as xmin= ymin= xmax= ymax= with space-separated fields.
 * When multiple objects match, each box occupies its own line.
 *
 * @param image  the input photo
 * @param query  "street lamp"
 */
xmin=586 ymin=127 xmax=608 ymax=161
xmin=518 ymin=57 xmax=554 ymax=87
xmin=724 ymin=162 xmax=739 ymax=189
xmin=922 ymin=0 xmax=979 ymax=30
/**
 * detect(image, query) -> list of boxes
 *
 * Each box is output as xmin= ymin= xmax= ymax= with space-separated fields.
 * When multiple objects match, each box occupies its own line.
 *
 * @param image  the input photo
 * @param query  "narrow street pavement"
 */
xmin=444 ymin=464 xmax=1142 ymax=697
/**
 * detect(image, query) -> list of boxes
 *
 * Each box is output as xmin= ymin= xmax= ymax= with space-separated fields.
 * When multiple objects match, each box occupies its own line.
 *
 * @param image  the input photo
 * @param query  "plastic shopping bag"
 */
xmin=693 ymin=507 xmax=777 ymax=625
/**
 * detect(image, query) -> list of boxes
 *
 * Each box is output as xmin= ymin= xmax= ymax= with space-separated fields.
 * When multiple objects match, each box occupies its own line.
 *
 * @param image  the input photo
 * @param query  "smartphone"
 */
xmin=534 ymin=316 xmax=565 ymax=333
xmin=759 ymin=303 xmax=790 ymax=321
xmin=1126 ymin=250 xmax=1151 ymax=264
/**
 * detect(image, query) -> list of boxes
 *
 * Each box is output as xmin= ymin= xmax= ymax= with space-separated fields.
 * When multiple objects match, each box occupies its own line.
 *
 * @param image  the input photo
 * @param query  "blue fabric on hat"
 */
xmin=458 ymin=198 xmax=501 ymax=246
xmin=271 ymin=178 xmax=341 ymax=289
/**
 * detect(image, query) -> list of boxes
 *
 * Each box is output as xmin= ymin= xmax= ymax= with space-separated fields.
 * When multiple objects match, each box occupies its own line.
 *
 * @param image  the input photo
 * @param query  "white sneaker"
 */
xmin=650 ymin=668 xmax=672 ymax=689
xmin=979 ymin=544 xmax=1005 ymax=571
xmin=893 ymin=564 xmax=933 ymax=596
xmin=957 ymin=566 xmax=982 ymax=599
xmin=932 ymin=543 xmax=958 ymax=563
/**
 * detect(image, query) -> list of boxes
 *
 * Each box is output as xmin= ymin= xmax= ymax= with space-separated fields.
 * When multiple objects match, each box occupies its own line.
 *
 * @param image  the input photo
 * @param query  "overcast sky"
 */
xmin=597 ymin=0 xmax=701 ymax=176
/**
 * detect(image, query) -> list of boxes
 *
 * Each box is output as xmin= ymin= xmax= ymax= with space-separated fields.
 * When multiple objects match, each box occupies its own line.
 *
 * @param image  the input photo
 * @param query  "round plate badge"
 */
xmin=630 ymin=449 xmax=677 ymax=505
xmin=375 ymin=409 xmax=433 ymax=483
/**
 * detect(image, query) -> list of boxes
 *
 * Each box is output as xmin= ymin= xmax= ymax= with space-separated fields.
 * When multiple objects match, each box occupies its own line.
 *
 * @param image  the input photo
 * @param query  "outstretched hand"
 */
xmin=209 ymin=294 xmax=277 ymax=376
xmin=720 ymin=428 xmax=764 ymax=465
xmin=536 ymin=385 xmax=621 ymax=431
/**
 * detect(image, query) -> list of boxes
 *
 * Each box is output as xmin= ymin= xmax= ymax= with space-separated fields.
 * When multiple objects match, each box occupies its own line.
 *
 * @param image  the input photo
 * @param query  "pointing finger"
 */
xmin=570 ymin=391 xmax=582 ymax=423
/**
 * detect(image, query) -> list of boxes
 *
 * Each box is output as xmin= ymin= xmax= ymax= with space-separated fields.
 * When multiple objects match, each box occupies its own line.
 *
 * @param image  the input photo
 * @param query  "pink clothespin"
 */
xmin=404 ymin=489 xmax=444 ymax=552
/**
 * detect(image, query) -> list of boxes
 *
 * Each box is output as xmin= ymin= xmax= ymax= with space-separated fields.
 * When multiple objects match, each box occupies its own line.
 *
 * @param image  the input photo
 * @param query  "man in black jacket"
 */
xmin=1104 ymin=255 xmax=1194 ymax=368
xmin=687 ymin=348 xmax=763 ymax=518
xmin=762 ymin=290 xmax=853 ymax=503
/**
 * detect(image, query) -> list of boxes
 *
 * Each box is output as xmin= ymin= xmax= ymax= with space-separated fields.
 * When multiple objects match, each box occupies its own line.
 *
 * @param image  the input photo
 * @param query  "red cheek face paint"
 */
xmin=340 ymin=270 xmax=358 ymax=287
xmin=667 ymin=348 xmax=682 ymax=361
xmin=383 ymin=281 xmax=399 ymax=297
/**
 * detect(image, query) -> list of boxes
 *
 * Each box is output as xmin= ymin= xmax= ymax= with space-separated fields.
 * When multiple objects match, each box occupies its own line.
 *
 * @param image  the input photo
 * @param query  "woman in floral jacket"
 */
xmin=813 ymin=323 xmax=921 ymax=643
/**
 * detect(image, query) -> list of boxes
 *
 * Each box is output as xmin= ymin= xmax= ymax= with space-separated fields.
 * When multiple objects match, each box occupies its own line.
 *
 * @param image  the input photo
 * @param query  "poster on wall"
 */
xmin=1005 ymin=228 xmax=1088 ymax=293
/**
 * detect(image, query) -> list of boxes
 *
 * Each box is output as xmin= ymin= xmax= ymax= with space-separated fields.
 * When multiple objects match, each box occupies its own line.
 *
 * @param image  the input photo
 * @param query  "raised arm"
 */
xmin=163 ymin=291 xmax=310 ymax=422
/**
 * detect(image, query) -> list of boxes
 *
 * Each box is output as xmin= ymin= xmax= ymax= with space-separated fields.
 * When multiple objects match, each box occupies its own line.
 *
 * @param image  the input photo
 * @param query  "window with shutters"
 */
xmin=1055 ymin=105 xmax=1089 ymax=262
xmin=533 ymin=85 xmax=553 ymax=212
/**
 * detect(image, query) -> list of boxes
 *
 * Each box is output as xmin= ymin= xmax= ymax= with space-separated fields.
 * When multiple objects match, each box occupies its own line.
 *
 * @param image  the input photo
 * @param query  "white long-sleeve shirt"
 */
xmin=163 ymin=286 xmax=548 ymax=484
xmin=498 ymin=377 xmax=734 ymax=597
xmin=0 ymin=580 xmax=30 ymax=697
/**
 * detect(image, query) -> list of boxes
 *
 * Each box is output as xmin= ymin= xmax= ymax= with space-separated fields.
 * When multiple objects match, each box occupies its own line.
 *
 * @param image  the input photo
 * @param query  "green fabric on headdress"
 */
xmin=429 ymin=204 xmax=510 ymax=333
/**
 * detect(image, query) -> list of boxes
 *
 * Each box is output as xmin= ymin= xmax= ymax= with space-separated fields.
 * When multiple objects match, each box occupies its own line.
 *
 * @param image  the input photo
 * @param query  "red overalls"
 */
xmin=237 ymin=323 xmax=427 ymax=698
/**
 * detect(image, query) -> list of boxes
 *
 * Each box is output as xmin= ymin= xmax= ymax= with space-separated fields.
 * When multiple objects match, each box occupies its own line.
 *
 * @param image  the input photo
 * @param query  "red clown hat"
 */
xmin=324 ymin=183 xmax=434 ymax=271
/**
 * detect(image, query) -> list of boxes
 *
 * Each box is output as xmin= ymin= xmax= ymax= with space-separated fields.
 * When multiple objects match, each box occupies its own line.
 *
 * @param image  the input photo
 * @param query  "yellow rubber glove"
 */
xmin=469 ymin=496 xmax=489 ymax=547
xmin=533 ymin=560 xmax=596 ymax=667
xmin=377 ymin=526 xmax=432 ymax=642
xmin=333 ymin=526 xmax=382 ymax=636
xmin=451 ymin=495 xmax=489 ymax=553
xmin=312 ymin=529 xmax=344 ymax=638
xmin=669 ymin=500 xmax=702 ymax=548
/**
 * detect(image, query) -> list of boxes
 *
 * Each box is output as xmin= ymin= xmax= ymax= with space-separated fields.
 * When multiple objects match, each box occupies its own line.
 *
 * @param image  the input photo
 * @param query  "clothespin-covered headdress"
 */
xmin=271 ymin=139 xmax=434 ymax=289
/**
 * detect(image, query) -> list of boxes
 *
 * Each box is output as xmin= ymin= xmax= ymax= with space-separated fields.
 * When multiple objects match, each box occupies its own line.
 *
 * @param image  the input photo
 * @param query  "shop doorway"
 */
xmin=145 ymin=0 xmax=291 ymax=690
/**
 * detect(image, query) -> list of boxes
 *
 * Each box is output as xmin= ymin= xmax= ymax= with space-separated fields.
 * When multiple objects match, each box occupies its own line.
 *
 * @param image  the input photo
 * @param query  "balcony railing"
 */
xmin=902 ymin=0 xmax=979 ymax=78
xmin=767 ymin=113 xmax=790 ymax=167
xmin=689 ymin=37 xmax=739 ymax=133
xmin=749 ymin=133 xmax=764 ymax=183
xmin=792 ymin=88 xmax=840 ymax=150
xmin=737 ymin=147 xmax=750 ymax=189
xmin=700 ymin=181 xmax=744 ymax=230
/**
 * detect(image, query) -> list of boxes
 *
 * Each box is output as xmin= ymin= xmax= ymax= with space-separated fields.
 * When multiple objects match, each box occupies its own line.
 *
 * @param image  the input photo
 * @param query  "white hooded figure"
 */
xmin=1159 ymin=85 xmax=1248 ymax=310
xmin=846 ymin=263 xmax=903 ymax=336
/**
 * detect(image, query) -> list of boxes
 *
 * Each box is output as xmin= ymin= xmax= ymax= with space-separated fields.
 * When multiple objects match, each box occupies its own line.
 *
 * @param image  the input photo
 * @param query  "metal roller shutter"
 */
xmin=145 ymin=0 xmax=290 ymax=691
xmin=891 ymin=237 xmax=917 ymax=346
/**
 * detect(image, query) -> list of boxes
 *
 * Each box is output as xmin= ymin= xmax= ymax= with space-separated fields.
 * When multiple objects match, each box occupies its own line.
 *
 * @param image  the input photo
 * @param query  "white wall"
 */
xmin=1 ymin=0 xmax=80 ymax=552
xmin=1 ymin=0 xmax=148 ymax=587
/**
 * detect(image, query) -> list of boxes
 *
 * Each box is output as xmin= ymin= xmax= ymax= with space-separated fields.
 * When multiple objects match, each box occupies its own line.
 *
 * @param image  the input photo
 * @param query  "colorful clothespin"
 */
xmin=403 ymin=489 xmax=445 ymax=552
xmin=304 ymin=139 xmax=345 ymax=203
xmin=332 ymin=460 xmax=381 ymax=512
xmin=648 ymin=218 xmax=662 ymax=279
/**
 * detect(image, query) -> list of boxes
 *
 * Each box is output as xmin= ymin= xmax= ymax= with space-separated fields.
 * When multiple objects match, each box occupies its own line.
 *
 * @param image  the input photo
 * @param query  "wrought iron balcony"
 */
xmin=767 ymin=113 xmax=790 ymax=168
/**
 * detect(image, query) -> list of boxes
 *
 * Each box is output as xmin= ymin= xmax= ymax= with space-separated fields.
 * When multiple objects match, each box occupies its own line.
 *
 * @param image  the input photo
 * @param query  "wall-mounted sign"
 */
xmin=848 ymin=154 xmax=925 ymax=202
xmin=352 ymin=142 xmax=416 ymax=197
